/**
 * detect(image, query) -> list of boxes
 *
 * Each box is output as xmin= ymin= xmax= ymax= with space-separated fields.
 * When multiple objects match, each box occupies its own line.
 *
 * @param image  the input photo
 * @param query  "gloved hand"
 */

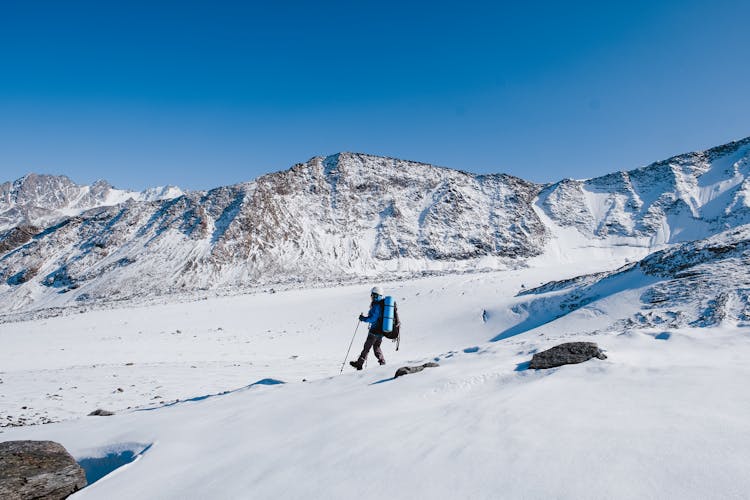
xmin=358 ymin=314 xmax=366 ymax=322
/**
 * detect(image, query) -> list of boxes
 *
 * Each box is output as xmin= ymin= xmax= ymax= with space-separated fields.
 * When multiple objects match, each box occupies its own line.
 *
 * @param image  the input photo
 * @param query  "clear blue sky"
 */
xmin=1 ymin=0 xmax=748 ymax=190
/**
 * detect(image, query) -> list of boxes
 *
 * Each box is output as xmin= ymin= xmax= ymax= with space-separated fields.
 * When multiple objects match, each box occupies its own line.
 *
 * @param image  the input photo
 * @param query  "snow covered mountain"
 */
xmin=0 ymin=154 xmax=546 ymax=315
xmin=0 ymin=173 xmax=182 ymax=232
xmin=540 ymin=136 xmax=750 ymax=244
xmin=1 ymin=137 xmax=749 ymax=316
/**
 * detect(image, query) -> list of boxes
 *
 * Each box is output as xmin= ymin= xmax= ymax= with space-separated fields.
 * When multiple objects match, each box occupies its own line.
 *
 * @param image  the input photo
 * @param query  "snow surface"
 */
xmin=3 ymin=140 xmax=750 ymax=498
xmin=2 ymin=248 xmax=750 ymax=499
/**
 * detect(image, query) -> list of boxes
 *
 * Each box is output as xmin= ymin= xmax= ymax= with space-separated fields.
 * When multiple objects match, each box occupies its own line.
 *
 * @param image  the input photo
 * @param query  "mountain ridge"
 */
xmin=0 ymin=172 xmax=183 ymax=233
xmin=1 ymin=138 xmax=749 ymax=317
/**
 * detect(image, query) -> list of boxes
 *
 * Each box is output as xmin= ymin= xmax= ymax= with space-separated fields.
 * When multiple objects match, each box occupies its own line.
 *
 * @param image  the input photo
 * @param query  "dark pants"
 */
xmin=358 ymin=333 xmax=385 ymax=364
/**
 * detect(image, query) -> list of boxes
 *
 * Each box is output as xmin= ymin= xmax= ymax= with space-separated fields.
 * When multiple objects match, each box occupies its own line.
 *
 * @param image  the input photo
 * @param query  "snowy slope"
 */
xmin=539 ymin=136 xmax=750 ymax=244
xmin=1 ymin=253 xmax=626 ymax=427
xmin=3 ymin=142 xmax=750 ymax=497
xmin=1 ymin=249 xmax=749 ymax=499
xmin=508 ymin=224 xmax=750 ymax=340
xmin=7 ymin=328 xmax=750 ymax=500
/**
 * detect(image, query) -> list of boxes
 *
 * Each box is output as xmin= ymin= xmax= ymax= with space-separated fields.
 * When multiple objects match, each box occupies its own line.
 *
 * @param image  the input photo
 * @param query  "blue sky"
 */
xmin=1 ymin=0 xmax=748 ymax=190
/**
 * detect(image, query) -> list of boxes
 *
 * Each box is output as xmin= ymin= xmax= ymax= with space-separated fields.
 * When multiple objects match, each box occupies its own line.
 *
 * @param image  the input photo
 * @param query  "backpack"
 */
xmin=374 ymin=296 xmax=401 ymax=350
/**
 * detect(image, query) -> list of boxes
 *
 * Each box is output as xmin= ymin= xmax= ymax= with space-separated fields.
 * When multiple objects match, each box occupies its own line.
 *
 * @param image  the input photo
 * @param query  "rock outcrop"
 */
xmin=0 ymin=440 xmax=87 ymax=499
xmin=529 ymin=342 xmax=607 ymax=369
xmin=87 ymin=409 xmax=115 ymax=416
xmin=395 ymin=362 xmax=439 ymax=378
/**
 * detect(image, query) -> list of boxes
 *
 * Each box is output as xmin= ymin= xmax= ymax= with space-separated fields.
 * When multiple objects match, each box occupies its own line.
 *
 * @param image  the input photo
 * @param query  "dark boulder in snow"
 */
xmin=0 ymin=440 xmax=87 ymax=499
xmin=395 ymin=362 xmax=439 ymax=378
xmin=529 ymin=342 xmax=607 ymax=369
xmin=88 ymin=409 xmax=115 ymax=416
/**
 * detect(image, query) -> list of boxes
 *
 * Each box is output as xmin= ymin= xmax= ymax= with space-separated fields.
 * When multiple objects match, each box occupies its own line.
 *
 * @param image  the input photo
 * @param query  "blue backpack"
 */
xmin=375 ymin=296 xmax=401 ymax=349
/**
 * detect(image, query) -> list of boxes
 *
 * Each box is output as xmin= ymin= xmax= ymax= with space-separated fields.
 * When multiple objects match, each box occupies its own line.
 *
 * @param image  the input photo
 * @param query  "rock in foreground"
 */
xmin=0 ymin=440 xmax=87 ymax=500
xmin=395 ymin=362 xmax=439 ymax=378
xmin=529 ymin=342 xmax=607 ymax=369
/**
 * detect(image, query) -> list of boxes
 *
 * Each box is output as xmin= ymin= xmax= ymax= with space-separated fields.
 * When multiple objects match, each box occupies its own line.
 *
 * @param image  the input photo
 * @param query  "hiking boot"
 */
xmin=349 ymin=360 xmax=363 ymax=371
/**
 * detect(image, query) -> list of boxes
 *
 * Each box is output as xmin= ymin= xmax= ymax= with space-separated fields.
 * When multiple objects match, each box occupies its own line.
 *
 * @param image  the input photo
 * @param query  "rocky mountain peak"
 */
xmin=0 ymin=173 xmax=183 ymax=232
xmin=1 ymin=137 xmax=750 ymax=317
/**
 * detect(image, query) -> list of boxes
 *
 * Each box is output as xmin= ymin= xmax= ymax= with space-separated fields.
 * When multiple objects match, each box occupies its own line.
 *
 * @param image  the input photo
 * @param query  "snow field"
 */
xmin=0 ymin=253 xmax=630 ymax=426
xmin=4 ymin=325 xmax=750 ymax=499
xmin=2 ymin=249 xmax=750 ymax=498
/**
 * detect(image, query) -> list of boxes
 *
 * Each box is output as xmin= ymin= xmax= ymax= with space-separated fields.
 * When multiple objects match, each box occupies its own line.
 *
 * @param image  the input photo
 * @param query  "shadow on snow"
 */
xmin=78 ymin=443 xmax=153 ymax=486
xmin=135 ymin=378 xmax=285 ymax=412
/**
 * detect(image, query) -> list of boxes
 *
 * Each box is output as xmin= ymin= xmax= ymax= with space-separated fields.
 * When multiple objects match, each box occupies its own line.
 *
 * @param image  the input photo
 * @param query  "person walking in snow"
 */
xmin=350 ymin=286 xmax=387 ymax=370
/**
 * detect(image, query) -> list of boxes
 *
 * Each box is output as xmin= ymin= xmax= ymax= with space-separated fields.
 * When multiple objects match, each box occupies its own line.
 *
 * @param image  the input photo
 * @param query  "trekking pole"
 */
xmin=339 ymin=320 xmax=361 ymax=374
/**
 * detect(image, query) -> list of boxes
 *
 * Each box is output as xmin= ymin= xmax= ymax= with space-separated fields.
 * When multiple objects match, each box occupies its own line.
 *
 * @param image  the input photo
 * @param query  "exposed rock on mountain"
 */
xmin=0 ymin=154 xmax=546 ymax=314
xmin=0 ymin=225 xmax=40 ymax=255
xmin=539 ymin=137 xmax=750 ymax=244
xmin=1 ymin=137 xmax=750 ymax=317
xmin=512 ymin=225 xmax=750 ymax=333
xmin=0 ymin=173 xmax=182 ymax=232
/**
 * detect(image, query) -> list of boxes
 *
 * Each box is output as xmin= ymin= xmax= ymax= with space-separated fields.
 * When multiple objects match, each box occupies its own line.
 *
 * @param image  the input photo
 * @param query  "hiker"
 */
xmin=350 ymin=286 xmax=387 ymax=370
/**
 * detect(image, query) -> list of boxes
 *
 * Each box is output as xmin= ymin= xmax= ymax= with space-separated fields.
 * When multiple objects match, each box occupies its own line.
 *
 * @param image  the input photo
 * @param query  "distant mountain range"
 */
xmin=1 ymin=136 xmax=749 ymax=317
xmin=0 ymin=174 xmax=182 ymax=232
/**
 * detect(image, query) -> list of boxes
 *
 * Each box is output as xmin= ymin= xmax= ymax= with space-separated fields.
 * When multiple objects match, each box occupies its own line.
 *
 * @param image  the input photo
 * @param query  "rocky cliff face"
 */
xmin=0 ymin=154 xmax=546 ymax=314
xmin=1 ymin=138 xmax=750 ymax=316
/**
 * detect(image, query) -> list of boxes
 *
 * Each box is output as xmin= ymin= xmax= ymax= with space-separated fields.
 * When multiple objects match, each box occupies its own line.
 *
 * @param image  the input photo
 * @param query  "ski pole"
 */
xmin=339 ymin=320 xmax=361 ymax=374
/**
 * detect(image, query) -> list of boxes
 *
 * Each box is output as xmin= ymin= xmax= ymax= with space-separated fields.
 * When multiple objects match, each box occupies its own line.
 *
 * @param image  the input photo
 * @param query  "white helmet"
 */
xmin=370 ymin=286 xmax=384 ymax=297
